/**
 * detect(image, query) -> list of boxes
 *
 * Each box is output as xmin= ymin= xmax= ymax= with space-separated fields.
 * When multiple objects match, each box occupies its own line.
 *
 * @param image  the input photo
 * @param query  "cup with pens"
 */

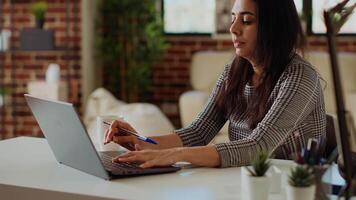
xmin=293 ymin=138 xmax=330 ymax=200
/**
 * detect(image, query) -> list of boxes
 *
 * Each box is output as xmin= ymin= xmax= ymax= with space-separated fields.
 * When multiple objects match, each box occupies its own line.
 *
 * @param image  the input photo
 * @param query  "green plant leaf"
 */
xmin=326 ymin=0 xmax=356 ymax=34
xmin=249 ymin=150 xmax=271 ymax=177
xmin=288 ymin=165 xmax=315 ymax=187
xmin=31 ymin=1 xmax=48 ymax=20
xmin=95 ymin=0 xmax=167 ymax=101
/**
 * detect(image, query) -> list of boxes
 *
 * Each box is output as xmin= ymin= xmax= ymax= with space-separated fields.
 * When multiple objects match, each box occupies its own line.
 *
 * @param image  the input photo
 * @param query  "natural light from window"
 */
xmin=312 ymin=0 xmax=356 ymax=34
xmin=163 ymin=0 xmax=355 ymax=34
xmin=163 ymin=0 xmax=215 ymax=34
xmin=294 ymin=0 xmax=303 ymax=16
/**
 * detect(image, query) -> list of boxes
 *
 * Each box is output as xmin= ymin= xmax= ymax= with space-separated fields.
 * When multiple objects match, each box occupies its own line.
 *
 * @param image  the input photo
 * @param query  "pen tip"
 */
xmin=147 ymin=138 xmax=158 ymax=145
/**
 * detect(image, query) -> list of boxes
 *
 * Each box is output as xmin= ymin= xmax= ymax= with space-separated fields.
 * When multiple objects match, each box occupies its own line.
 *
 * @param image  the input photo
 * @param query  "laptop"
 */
xmin=24 ymin=94 xmax=180 ymax=180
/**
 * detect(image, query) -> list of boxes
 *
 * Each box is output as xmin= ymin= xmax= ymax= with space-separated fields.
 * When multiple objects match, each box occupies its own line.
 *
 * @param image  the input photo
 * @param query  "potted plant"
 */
xmin=244 ymin=150 xmax=271 ymax=200
xmin=20 ymin=1 xmax=53 ymax=50
xmin=323 ymin=1 xmax=356 ymax=197
xmin=31 ymin=1 xmax=48 ymax=29
xmin=0 ymin=88 xmax=8 ymax=107
xmin=96 ymin=0 xmax=168 ymax=102
xmin=286 ymin=165 xmax=315 ymax=200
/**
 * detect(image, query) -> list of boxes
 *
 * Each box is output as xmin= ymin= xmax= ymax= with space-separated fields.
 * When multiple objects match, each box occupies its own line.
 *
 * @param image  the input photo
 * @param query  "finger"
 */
xmin=112 ymin=153 xmax=132 ymax=162
xmin=113 ymin=135 xmax=136 ymax=144
xmin=104 ymin=126 xmax=118 ymax=144
xmin=116 ymin=155 xmax=141 ymax=163
xmin=112 ymin=152 xmax=133 ymax=162
xmin=118 ymin=152 xmax=133 ymax=158
xmin=140 ymin=160 xmax=155 ymax=168
xmin=110 ymin=120 xmax=120 ymax=129
xmin=117 ymin=143 xmax=134 ymax=151
xmin=135 ymin=143 xmax=142 ymax=151
xmin=113 ymin=118 xmax=133 ymax=131
xmin=104 ymin=129 xmax=110 ymax=144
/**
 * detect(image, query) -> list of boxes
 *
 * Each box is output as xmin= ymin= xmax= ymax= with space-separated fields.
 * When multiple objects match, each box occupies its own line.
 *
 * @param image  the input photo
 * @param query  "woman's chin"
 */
xmin=235 ymin=48 xmax=247 ymax=57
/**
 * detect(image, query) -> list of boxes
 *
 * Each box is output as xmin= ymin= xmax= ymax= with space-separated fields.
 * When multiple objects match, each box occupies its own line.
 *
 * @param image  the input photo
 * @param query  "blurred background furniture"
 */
xmin=27 ymin=81 xmax=68 ymax=101
xmin=178 ymin=51 xmax=235 ymax=144
xmin=84 ymin=88 xmax=174 ymax=147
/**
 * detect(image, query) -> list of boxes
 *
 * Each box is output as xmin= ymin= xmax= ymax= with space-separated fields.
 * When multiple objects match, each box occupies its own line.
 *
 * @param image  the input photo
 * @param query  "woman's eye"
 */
xmin=242 ymin=20 xmax=252 ymax=25
xmin=242 ymin=16 xmax=253 ymax=25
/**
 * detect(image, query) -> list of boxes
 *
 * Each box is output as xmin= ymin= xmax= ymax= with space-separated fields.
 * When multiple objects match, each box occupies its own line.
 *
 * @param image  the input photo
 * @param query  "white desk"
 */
xmin=0 ymin=137 xmax=350 ymax=200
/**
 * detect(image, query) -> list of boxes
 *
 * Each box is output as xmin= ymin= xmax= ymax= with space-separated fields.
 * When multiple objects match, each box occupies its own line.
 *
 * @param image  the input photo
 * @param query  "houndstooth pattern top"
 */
xmin=175 ymin=54 xmax=326 ymax=167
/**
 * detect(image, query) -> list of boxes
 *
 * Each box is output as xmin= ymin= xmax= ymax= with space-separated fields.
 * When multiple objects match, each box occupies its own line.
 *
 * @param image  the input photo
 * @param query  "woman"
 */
xmin=104 ymin=0 xmax=326 ymax=168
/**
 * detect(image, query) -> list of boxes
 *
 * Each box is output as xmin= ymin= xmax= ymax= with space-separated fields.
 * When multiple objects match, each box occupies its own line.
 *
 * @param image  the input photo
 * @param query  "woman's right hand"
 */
xmin=103 ymin=119 xmax=150 ymax=151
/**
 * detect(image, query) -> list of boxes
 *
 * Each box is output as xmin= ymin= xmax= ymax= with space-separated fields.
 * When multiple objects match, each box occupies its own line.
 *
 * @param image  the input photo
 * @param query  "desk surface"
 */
xmin=0 ymin=137 xmax=351 ymax=200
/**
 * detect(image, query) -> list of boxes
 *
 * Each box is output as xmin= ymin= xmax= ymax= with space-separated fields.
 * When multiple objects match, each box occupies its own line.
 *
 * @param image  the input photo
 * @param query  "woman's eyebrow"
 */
xmin=231 ymin=11 xmax=255 ymax=16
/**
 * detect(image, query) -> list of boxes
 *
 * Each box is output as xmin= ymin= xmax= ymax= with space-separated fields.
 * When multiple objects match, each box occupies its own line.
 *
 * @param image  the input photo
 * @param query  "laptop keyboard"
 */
xmin=99 ymin=152 xmax=142 ymax=172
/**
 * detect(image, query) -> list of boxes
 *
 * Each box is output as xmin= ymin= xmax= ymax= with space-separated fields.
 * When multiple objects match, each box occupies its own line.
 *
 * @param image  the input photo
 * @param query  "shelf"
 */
xmin=0 ymin=47 xmax=72 ymax=53
xmin=0 ymin=0 xmax=79 ymax=139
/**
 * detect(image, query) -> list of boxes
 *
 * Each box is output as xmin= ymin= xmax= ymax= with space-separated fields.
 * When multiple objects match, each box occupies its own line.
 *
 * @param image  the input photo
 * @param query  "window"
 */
xmin=163 ymin=0 xmax=303 ymax=35
xmin=163 ymin=0 xmax=215 ymax=34
xmin=311 ymin=0 xmax=356 ymax=34
xmin=294 ymin=0 xmax=303 ymax=16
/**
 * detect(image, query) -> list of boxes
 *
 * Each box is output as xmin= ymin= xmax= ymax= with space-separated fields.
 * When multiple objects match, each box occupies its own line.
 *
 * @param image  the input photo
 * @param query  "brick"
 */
xmin=60 ymin=55 xmax=81 ymax=60
xmin=13 ymin=111 xmax=31 ymax=116
xmin=23 ymin=120 xmax=38 ymax=126
xmin=23 ymin=64 xmax=43 ymax=70
xmin=45 ymin=17 xmax=56 ymax=23
xmin=14 ymin=72 xmax=30 ymax=79
xmin=12 ymin=55 xmax=32 ymax=60
xmin=177 ymin=57 xmax=191 ymax=63
xmin=47 ymin=7 xmax=67 ymax=13
xmin=176 ymin=41 xmax=197 ymax=48
xmin=60 ymin=17 xmax=81 ymax=23
xmin=167 ymin=49 xmax=187 ymax=55
xmin=337 ymin=41 xmax=350 ymax=47
xmin=59 ymin=36 xmax=81 ymax=43
xmin=13 ymin=17 xmax=30 ymax=23
xmin=308 ymin=40 xmax=326 ymax=46
xmin=35 ymin=55 xmax=57 ymax=60
xmin=200 ymin=41 xmax=218 ymax=46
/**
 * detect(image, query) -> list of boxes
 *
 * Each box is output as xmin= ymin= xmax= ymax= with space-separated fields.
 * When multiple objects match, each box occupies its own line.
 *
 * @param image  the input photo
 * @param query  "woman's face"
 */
xmin=230 ymin=0 xmax=258 ymax=61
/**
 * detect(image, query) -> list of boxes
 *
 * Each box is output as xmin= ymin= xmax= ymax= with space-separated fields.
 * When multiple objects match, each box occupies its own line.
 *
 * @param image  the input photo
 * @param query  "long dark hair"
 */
xmin=217 ymin=0 xmax=305 ymax=129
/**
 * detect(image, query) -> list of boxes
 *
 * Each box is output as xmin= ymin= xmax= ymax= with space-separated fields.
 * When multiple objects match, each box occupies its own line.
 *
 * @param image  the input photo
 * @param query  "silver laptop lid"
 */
xmin=24 ymin=94 xmax=110 ymax=180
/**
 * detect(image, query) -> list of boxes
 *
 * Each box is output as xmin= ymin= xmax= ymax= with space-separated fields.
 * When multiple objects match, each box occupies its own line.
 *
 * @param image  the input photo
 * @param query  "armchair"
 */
xmin=179 ymin=51 xmax=235 ymax=143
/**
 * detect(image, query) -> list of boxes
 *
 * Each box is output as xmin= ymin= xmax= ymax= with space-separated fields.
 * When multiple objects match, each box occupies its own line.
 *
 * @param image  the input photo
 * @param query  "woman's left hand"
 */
xmin=113 ymin=145 xmax=184 ymax=168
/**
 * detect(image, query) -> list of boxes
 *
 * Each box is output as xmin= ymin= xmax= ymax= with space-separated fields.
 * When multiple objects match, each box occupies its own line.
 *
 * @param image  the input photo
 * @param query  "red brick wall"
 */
xmin=0 ymin=0 xmax=81 ymax=139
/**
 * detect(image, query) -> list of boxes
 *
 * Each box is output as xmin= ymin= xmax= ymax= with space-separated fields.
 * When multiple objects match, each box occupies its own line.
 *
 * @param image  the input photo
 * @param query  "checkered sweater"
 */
xmin=175 ymin=54 xmax=326 ymax=167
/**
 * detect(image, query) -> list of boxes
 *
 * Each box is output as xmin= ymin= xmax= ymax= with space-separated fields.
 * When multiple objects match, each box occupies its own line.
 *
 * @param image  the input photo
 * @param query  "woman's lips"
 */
xmin=233 ymin=41 xmax=245 ymax=48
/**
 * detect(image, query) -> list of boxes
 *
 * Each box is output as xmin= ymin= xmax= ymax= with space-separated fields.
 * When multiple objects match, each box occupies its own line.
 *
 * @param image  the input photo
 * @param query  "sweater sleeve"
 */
xmin=214 ymin=63 xmax=324 ymax=167
xmin=175 ymin=64 xmax=230 ymax=146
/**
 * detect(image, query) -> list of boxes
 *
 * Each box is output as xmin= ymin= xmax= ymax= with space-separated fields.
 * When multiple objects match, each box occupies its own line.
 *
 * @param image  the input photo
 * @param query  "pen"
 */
xmin=103 ymin=121 xmax=158 ymax=145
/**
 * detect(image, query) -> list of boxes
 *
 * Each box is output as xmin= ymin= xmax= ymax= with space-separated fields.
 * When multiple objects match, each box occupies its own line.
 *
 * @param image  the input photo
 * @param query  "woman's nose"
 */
xmin=230 ymin=20 xmax=242 ymax=35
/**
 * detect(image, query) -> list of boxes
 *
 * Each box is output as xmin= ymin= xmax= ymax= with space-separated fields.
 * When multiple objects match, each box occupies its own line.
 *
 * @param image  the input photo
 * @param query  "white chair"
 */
xmin=179 ymin=51 xmax=235 ymax=143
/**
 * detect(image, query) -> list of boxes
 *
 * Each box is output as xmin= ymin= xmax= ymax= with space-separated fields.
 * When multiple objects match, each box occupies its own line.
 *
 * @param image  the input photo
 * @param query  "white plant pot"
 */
xmin=286 ymin=184 xmax=315 ymax=200
xmin=245 ymin=172 xmax=271 ymax=200
xmin=0 ymin=29 xmax=11 ymax=51
xmin=0 ymin=94 xmax=3 ymax=107
xmin=46 ymin=63 xmax=60 ymax=84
